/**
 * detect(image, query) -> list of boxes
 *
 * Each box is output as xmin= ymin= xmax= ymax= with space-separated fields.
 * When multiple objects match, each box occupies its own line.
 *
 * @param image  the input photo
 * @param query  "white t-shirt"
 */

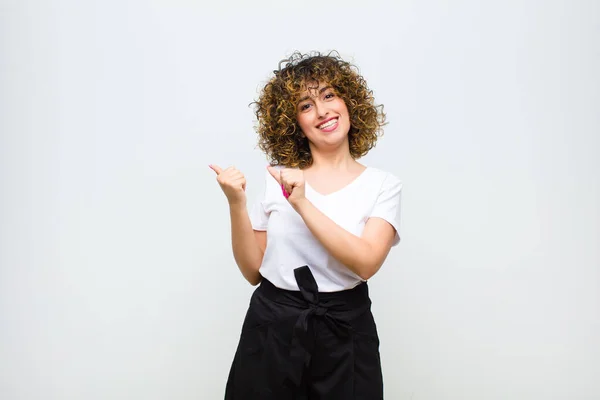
xmin=249 ymin=166 xmax=402 ymax=292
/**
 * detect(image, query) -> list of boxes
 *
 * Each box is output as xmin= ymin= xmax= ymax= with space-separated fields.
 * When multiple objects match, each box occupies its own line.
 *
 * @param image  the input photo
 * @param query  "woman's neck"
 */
xmin=307 ymin=141 xmax=359 ymax=172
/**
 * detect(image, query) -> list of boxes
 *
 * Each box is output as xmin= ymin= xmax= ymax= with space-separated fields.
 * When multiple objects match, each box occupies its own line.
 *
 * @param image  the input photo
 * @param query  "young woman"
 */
xmin=210 ymin=51 xmax=402 ymax=399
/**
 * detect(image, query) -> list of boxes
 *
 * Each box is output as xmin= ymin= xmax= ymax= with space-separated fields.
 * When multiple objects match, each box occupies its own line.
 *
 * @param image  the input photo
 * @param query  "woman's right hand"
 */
xmin=209 ymin=164 xmax=247 ymax=206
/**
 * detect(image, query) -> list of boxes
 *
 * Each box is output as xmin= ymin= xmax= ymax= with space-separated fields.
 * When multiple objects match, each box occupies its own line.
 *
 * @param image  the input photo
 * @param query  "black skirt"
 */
xmin=225 ymin=266 xmax=384 ymax=399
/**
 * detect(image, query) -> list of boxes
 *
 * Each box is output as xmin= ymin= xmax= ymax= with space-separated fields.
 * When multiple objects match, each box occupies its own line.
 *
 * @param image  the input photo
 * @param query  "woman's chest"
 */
xmin=266 ymin=189 xmax=377 ymax=236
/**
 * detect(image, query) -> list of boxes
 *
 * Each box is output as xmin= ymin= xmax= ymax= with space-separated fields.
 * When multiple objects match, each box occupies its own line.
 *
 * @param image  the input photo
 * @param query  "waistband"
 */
xmin=258 ymin=273 xmax=370 ymax=310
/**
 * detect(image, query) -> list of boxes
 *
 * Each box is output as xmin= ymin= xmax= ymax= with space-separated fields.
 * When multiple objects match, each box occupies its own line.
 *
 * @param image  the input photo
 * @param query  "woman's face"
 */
xmin=295 ymin=81 xmax=351 ymax=149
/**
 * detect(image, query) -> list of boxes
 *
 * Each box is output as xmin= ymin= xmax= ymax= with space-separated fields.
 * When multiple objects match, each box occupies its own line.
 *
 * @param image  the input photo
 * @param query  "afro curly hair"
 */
xmin=253 ymin=51 xmax=387 ymax=169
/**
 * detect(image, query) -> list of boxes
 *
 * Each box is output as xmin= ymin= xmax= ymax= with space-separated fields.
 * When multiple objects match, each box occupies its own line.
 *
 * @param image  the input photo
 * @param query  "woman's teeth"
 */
xmin=319 ymin=118 xmax=338 ymax=129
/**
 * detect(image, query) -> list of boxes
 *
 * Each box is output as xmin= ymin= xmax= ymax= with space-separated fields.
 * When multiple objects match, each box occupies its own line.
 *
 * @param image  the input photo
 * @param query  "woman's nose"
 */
xmin=314 ymin=102 xmax=329 ymax=118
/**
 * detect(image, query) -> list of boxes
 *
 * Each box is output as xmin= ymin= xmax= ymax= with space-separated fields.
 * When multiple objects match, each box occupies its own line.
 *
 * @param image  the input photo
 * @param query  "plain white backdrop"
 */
xmin=1 ymin=0 xmax=599 ymax=399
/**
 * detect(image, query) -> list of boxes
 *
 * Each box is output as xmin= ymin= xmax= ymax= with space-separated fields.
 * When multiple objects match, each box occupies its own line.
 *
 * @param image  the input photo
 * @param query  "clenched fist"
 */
xmin=209 ymin=164 xmax=247 ymax=206
xmin=267 ymin=165 xmax=306 ymax=207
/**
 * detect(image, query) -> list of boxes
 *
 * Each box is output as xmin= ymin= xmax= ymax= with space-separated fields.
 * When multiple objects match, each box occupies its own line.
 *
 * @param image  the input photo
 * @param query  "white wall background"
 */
xmin=1 ymin=0 xmax=598 ymax=399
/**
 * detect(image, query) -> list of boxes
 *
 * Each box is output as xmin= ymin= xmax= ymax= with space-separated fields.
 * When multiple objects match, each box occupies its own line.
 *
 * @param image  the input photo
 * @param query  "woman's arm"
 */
xmin=268 ymin=165 xmax=399 ymax=280
xmin=229 ymin=203 xmax=264 ymax=285
xmin=210 ymin=164 xmax=264 ymax=285
xmin=293 ymin=198 xmax=395 ymax=280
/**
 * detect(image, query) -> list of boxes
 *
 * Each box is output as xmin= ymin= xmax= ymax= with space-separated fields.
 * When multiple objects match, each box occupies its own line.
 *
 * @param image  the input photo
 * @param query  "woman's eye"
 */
xmin=301 ymin=103 xmax=311 ymax=110
xmin=324 ymin=93 xmax=335 ymax=99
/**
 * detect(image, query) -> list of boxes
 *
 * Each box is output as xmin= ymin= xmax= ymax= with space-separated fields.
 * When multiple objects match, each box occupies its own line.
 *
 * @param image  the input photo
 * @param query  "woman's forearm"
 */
xmin=292 ymin=198 xmax=378 ymax=280
xmin=229 ymin=202 xmax=263 ymax=285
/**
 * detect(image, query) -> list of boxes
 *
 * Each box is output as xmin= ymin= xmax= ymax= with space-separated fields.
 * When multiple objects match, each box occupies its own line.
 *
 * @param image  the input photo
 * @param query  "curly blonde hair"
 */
xmin=253 ymin=51 xmax=387 ymax=169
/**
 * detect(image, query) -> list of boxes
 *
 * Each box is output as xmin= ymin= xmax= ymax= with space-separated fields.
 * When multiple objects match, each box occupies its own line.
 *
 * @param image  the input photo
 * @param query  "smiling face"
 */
xmin=296 ymin=81 xmax=351 ymax=150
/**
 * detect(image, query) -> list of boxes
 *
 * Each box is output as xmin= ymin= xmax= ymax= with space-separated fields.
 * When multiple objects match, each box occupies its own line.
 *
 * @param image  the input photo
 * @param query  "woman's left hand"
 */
xmin=267 ymin=165 xmax=306 ymax=207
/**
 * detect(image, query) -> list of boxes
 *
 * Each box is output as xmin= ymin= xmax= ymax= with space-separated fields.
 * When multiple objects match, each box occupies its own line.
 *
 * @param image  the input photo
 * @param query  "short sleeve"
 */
xmin=369 ymin=173 xmax=402 ymax=245
xmin=248 ymin=171 xmax=270 ymax=231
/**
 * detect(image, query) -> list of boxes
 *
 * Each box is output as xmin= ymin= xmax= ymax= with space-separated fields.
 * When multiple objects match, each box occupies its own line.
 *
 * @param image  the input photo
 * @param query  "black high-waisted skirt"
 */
xmin=225 ymin=265 xmax=384 ymax=399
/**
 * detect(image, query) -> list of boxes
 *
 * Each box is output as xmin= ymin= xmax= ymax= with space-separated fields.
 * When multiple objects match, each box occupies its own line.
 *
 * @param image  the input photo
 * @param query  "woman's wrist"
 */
xmin=291 ymin=196 xmax=311 ymax=215
xmin=228 ymin=199 xmax=247 ymax=210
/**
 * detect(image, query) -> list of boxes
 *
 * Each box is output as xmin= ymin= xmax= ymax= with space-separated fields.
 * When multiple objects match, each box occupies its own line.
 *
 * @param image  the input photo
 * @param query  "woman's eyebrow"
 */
xmin=298 ymin=86 xmax=333 ymax=103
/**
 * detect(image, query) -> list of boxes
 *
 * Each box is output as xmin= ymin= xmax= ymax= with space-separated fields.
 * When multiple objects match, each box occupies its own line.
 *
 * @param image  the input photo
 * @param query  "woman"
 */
xmin=210 ymin=51 xmax=402 ymax=399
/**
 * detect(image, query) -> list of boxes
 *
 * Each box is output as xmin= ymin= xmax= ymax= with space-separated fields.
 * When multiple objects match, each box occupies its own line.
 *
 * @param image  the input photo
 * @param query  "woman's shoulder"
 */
xmin=364 ymin=165 xmax=403 ymax=187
